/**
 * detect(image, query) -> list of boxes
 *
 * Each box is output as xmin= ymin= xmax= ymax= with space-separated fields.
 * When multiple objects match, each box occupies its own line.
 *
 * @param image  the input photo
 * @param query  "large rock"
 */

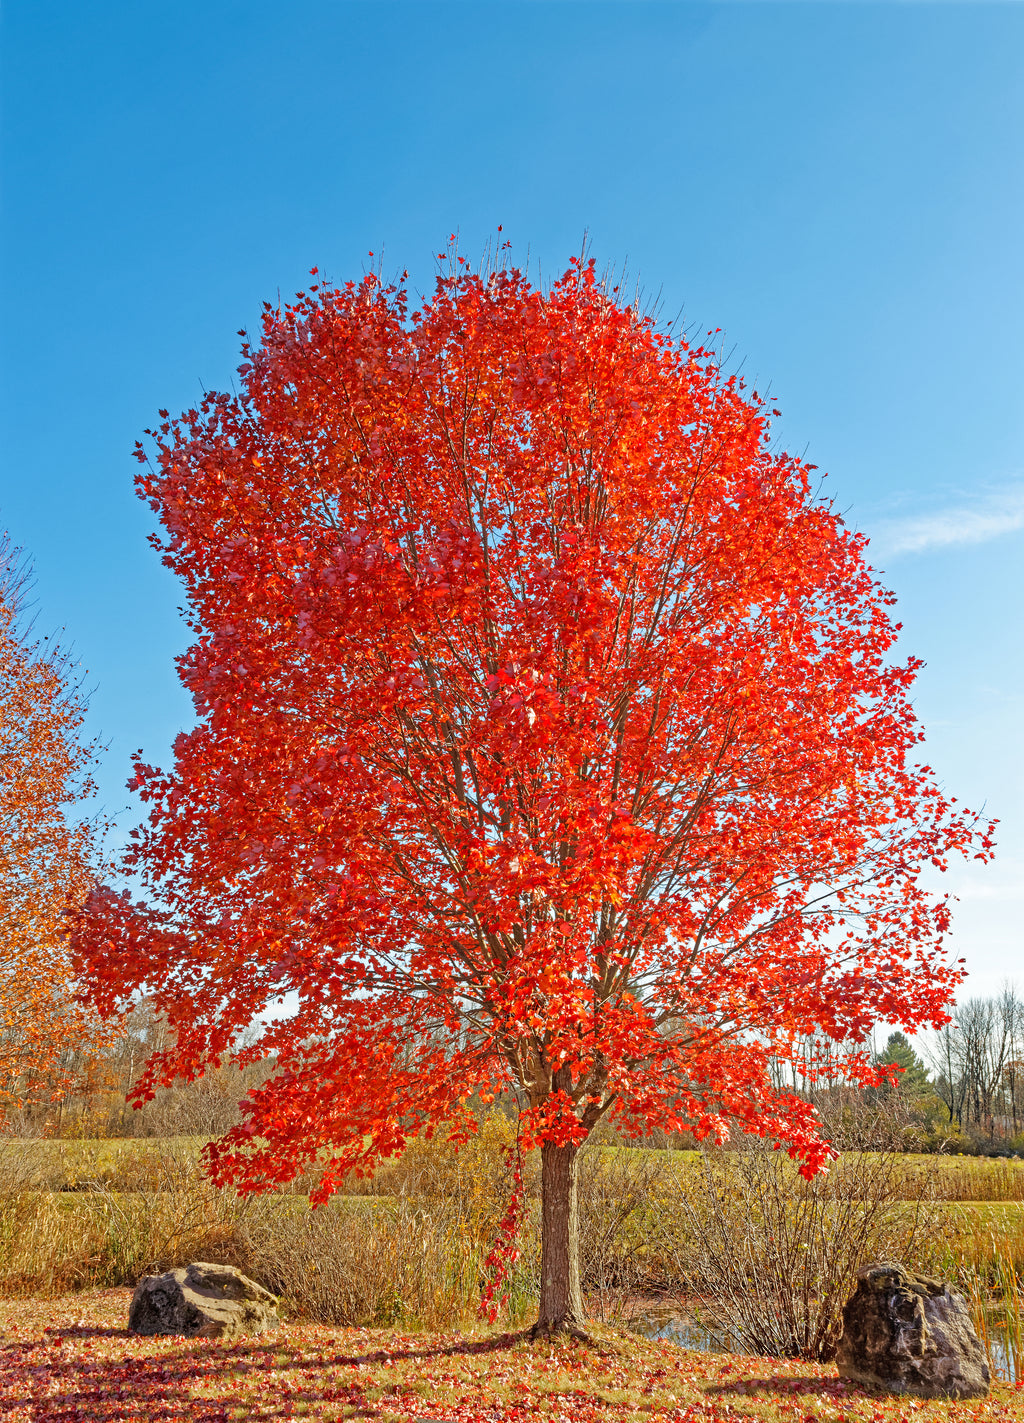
xmin=837 ymin=1263 xmax=990 ymax=1400
xmin=128 ymin=1261 xmax=281 ymax=1339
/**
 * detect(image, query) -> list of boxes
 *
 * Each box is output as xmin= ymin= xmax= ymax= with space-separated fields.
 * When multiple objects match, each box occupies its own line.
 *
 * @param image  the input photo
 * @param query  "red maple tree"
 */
xmin=74 ymin=251 xmax=994 ymax=1334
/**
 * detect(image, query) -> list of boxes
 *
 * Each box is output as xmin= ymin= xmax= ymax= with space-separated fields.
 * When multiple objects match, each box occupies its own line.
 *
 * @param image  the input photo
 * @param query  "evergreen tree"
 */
xmin=876 ymin=1031 xmax=931 ymax=1098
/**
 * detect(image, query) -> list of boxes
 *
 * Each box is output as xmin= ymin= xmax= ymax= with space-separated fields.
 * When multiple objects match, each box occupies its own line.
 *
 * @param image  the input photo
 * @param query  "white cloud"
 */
xmin=871 ymin=483 xmax=1024 ymax=557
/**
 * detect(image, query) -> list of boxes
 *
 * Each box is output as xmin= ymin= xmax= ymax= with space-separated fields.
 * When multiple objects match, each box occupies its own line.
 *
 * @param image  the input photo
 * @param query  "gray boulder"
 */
xmin=837 ymin=1262 xmax=990 ymax=1400
xmin=128 ymin=1261 xmax=281 ymax=1339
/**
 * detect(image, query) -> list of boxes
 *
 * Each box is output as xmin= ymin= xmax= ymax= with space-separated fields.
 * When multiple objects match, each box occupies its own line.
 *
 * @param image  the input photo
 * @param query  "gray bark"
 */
xmin=535 ymin=1140 xmax=586 ymax=1335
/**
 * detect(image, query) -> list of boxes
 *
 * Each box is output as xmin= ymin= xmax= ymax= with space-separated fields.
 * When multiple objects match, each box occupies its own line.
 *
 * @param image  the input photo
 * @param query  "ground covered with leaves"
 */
xmin=0 ymin=1291 xmax=1019 ymax=1423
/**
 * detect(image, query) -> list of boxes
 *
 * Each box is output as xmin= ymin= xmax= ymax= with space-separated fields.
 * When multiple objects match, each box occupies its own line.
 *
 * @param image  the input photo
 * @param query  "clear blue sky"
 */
xmin=2 ymin=2 xmax=1021 ymax=1001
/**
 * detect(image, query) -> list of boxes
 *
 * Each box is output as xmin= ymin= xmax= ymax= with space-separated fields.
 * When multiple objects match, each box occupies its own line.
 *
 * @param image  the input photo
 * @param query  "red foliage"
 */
xmin=479 ymin=1140 xmax=526 ymax=1324
xmin=74 ymin=252 xmax=992 ymax=1205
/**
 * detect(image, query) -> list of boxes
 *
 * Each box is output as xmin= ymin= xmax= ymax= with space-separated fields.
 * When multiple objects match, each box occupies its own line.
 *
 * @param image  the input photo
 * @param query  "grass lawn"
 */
xmin=21 ymin=1190 xmax=390 ymax=1213
xmin=1 ymin=1138 xmax=207 ymax=1192
xmin=0 ymin=1291 xmax=1018 ymax=1423
xmin=8 ymin=1138 xmax=1023 ymax=1194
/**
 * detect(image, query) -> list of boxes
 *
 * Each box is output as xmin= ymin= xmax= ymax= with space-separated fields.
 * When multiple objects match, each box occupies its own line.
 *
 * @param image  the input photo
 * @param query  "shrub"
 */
xmin=650 ymin=1133 xmax=937 ymax=1361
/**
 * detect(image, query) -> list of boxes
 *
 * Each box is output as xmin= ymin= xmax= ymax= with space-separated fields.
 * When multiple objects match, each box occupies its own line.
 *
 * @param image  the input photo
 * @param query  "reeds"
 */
xmin=893 ymin=1158 xmax=1024 ymax=1203
xmin=999 ymin=1252 xmax=1023 ymax=1384
xmin=917 ymin=1214 xmax=1024 ymax=1384
xmin=956 ymin=1253 xmax=1021 ymax=1385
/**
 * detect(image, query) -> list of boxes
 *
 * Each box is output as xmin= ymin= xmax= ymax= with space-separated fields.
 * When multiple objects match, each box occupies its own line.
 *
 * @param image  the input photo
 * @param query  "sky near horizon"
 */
xmin=1 ymin=2 xmax=1021 ymax=1008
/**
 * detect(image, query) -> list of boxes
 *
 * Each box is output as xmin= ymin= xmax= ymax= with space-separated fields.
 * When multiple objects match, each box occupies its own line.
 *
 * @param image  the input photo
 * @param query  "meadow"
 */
xmin=2 ymin=1125 xmax=1022 ymax=1419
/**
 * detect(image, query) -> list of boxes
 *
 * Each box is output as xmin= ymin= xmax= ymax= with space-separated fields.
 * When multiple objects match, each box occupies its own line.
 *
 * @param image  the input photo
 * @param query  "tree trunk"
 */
xmin=534 ymin=1140 xmax=587 ymax=1336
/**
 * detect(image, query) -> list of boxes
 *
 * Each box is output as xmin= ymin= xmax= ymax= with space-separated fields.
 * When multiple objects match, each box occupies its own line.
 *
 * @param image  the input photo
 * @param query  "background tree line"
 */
xmin=764 ymin=988 xmax=1024 ymax=1157
xmin=9 ymin=987 xmax=1021 ymax=1158
xmin=929 ymin=987 xmax=1024 ymax=1143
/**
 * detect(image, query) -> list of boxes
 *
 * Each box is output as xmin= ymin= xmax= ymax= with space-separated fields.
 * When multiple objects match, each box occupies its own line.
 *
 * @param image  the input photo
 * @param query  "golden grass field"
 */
xmin=1 ymin=1129 xmax=1022 ymax=1405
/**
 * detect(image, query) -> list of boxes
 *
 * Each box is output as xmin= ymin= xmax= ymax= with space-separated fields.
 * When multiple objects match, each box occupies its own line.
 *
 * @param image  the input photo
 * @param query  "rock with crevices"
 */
xmin=128 ymin=1261 xmax=280 ymax=1339
xmin=836 ymin=1262 xmax=990 ymax=1400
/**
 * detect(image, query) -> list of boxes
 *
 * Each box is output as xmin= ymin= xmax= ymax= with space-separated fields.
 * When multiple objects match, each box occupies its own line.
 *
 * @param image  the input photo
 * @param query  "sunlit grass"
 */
xmin=0 ymin=1289 xmax=1019 ymax=1422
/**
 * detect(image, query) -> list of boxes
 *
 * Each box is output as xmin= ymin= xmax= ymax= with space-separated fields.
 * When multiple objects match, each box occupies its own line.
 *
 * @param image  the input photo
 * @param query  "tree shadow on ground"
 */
xmin=47 ymin=1321 xmax=530 ymax=1360
xmin=4 ymin=1342 xmax=363 ymax=1422
xmin=2 ymin=1328 xmax=545 ymax=1422
xmin=704 ymin=1374 xmax=869 ymax=1400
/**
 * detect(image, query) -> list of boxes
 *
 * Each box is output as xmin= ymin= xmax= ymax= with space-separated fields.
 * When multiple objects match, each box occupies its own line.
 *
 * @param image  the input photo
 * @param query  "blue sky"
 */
xmin=2 ymin=2 xmax=1021 ymax=1002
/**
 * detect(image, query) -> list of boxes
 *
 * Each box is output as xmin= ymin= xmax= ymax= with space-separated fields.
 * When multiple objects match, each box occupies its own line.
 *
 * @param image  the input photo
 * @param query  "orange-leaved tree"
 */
xmin=73 ymin=253 xmax=993 ymax=1334
xmin=0 ymin=534 xmax=105 ymax=1120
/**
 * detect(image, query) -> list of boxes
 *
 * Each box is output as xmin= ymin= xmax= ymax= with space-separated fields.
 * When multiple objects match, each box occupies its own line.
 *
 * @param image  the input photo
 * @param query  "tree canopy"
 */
xmin=0 ymin=534 xmax=104 ymax=1116
xmin=74 ymin=252 xmax=994 ymax=1331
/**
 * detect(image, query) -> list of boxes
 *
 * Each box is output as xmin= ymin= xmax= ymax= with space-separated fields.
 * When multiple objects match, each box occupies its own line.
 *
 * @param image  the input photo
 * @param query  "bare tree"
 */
xmin=927 ymin=987 xmax=1023 ymax=1144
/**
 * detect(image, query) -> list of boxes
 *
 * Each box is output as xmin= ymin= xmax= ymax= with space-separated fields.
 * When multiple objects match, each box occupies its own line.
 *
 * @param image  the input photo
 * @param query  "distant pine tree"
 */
xmin=876 ymin=1031 xmax=932 ymax=1098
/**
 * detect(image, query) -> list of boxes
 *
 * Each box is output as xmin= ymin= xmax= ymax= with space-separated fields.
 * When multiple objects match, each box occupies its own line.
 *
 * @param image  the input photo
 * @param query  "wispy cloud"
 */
xmin=871 ymin=483 xmax=1024 ymax=557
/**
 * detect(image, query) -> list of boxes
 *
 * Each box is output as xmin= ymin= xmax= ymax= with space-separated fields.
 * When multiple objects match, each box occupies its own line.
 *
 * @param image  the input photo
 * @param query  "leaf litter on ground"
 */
xmin=0 ymin=1291 xmax=1019 ymax=1423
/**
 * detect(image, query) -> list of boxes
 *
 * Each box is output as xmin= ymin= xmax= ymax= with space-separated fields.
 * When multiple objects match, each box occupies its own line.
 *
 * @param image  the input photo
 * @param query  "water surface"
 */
xmin=628 ymin=1306 xmax=1018 ymax=1385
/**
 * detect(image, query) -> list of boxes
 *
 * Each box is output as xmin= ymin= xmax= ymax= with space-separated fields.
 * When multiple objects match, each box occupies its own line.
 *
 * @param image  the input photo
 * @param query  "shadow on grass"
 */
xmin=46 ymin=1321 xmax=530 ymax=1359
xmin=5 ymin=1340 xmax=362 ymax=1421
xmin=3 ymin=1328 xmax=540 ymax=1421
xmin=705 ymin=1374 xmax=870 ymax=1400
xmin=43 ymin=1324 xmax=124 ymax=1339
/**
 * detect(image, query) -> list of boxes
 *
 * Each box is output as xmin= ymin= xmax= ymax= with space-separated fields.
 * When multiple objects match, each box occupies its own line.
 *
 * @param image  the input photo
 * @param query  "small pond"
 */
xmin=628 ymin=1306 xmax=1019 ymax=1386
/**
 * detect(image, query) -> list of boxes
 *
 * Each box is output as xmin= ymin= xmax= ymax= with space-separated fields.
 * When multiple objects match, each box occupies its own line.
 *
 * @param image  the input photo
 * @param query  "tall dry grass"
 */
xmin=241 ymin=1198 xmax=508 ymax=1328
xmin=0 ymin=1126 xmax=528 ymax=1329
xmin=0 ymin=1124 xmax=674 ymax=1328
xmin=0 ymin=1135 xmax=203 ymax=1193
xmin=914 ymin=1204 xmax=1024 ymax=1384
xmin=0 ymin=1139 xmax=271 ymax=1296
xmin=242 ymin=1115 xmax=534 ymax=1328
xmin=2 ymin=1120 xmax=1022 ymax=1362
xmin=893 ymin=1159 xmax=1024 ymax=1202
